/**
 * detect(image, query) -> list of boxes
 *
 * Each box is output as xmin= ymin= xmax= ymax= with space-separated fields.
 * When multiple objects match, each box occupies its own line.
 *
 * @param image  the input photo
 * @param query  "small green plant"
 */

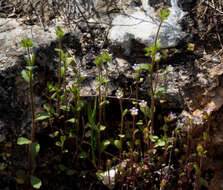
xmin=17 ymin=38 xmax=42 ymax=189
xmin=88 ymin=98 xmax=98 ymax=167
xmin=56 ymin=26 xmax=64 ymax=115
xmin=195 ymin=142 xmax=207 ymax=190
xmin=144 ymin=9 xmax=170 ymax=134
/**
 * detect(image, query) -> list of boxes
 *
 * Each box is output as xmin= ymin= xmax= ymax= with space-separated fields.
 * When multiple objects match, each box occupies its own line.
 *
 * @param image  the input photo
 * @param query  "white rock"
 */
xmin=102 ymin=168 xmax=118 ymax=189
xmin=108 ymin=0 xmax=186 ymax=55
xmin=102 ymin=162 xmax=127 ymax=189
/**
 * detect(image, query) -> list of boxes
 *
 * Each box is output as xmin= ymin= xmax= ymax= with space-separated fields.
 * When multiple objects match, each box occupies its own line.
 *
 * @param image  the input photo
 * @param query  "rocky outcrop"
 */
xmin=108 ymin=0 xmax=186 ymax=55
xmin=0 ymin=18 xmax=71 ymax=140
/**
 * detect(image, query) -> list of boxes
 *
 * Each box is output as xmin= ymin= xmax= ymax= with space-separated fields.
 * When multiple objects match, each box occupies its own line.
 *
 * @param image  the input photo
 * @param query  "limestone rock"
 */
xmin=0 ymin=18 xmax=69 ymax=139
xmin=108 ymin=0 xmax=186 ymax=55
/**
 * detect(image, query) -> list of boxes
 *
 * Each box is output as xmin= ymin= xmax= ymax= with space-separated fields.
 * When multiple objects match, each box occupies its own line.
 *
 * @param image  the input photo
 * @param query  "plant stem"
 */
xmin=27 ymin=47 xmax=35 ymax=175
xmin=136 ymin=75 xmax=139 ymax=100
xmin=56 ymin=38 xmax=62 ymax=115
xmin=63 ymin=61 xmax=68 ymax=127
xmin=74 ymin=77 xmax=81 ymax=160
xmin=119 ymin=98 xmax=124 ymax=161
xmin=103 ymin=63 xmax=109 ymax=123
xmin=49 ymin=90 xmax=53 ymax=130
xmin=132 ymin=116 xmax=136 ymax=159
xmin=97 ymin=64 xmax=102 ymax=168
xmin=149 ymin=20 xmax=163 ymax=134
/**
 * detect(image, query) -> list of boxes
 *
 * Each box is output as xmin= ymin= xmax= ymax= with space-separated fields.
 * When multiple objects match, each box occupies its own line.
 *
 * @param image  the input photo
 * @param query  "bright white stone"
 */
xmin=109 ymin=0 xmax=186 ymax=55
xmin=102 ymin=168 xmax=118 ymax=189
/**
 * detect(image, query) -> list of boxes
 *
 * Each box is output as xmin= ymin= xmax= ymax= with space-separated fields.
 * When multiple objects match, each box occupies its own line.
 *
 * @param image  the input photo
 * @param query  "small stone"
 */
xmin=87 ymin=33 xmax=91 ymax=38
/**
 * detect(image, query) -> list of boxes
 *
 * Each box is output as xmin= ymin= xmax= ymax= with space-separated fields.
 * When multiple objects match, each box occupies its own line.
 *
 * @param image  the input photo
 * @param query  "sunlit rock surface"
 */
xmin=109 ymin=0 xmax=186 ymax=55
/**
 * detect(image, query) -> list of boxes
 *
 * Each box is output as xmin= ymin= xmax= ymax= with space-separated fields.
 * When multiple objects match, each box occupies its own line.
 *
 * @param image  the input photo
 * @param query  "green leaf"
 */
xmin=140 ymin=106 xmax=150 ymax=118
xmin=65 ymin=58 xmax=71 ymax=67
xmin=61 ymin=51 xmax=68 ymax=59
xmin=155 ymin=139 xmax=165 ymax=147
xmin=160 ymin=99 xmax=166 ymax=103
xmin=88 ymin=103 xmax=94 ymax=125
xmin=156 ymin=39 xmax=161 ymax=50
xmin=61 ymin=66 xmax=65 ymax=78
xmin=21 ymin=70 xmax=30 ymax=83
xmin=17 ymin=137 xmax=31 ymax=145
xmin=79 ymin=151 xmax=87 ymax=159
xmin=118 ymin=134 xmax=125 ymax=138
xmin=100 ymin=125 xmax=106 ymax=131
xmin=133 ymin=129 xmax=139 ymax=135
xmin=60 ymin=135 xmax=66 ymax=145
xmin=49 ymin=131 xmax=59 ymax=138
xmin=100 ymin=100 xmax=110 ymax=106
xmin=43 ymin=104 xmax=50 ymax=112
xmin=20 ymin=38 xmax=34 ymax=48
xmin=140 ymin=64 xmax=152 ymax=71
xmin=35 ymin=112 xmax=50 ymax=121
xmin=25 ymin=65 xmax=35 ymax=71
xmin=60 ymin=105 xmax=70 ymax=111
xmin=102 ymin=52 xmax=112 ymax=62
xmin=56 ymin=26 xmax=64 ymax=39
xmin=47 ymin=83 xmax=53 ymax=91
xmin=132 ymin=101 xmax=138 ymax=105
xmin=159 ymin=9 xmax=170 ymax=21
xmin=32 ymin=142 xmax=40 ymax=160
xmin=101 ymin=140 xmax=111 ymax=152
xmin=114 ymin=140 xmax=120 ymax=149
xmin=149 ymin=135 xmax=159 ymax=142
xmin=88 ymin=100 xmax=97 ymax=126
xmin=145 ymin=46 xmax=156 ymax=57
xmin=77 ymin=100 xmax=84 ymax=111
xmin=67 ymin=118 xmax=75 ymax=123
xmin=96 ymin=171 xmax=104 ymax=181
xmin=122 ymin=109 xmax=128 ymax=117
xmin=94 ymin=56 xmax=103 ymax=65
xmin=30 ymin=176 xmax=42 ymax=189
xmin=51 ymin=92 xmax=57 ymax=100
xmin=155 ymin=88 xmax=166 ymax=97
xmin=55 ymin=141 xmax=62 ymax=147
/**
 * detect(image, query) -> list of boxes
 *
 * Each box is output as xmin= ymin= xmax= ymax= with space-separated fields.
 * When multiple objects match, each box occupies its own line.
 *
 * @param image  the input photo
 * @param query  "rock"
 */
xmin=102 ymin=162 xmax=127 ymax=189
xmin=0 ymin=18 xmax=70 ymax=139
xmin=108 ymin=0 xmax=186 ymax=55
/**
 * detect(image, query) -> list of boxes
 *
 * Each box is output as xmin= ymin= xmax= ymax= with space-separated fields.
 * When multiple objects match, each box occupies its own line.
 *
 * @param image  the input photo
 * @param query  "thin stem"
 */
xmin=143 ymin=107 xmax=148 ymax=159
xmin=103 ymin=63 xmax=109 ymax=122
xmin=105 ymin=63 xmax=109 ymax=99
xmin=49 ymin=91 xmax=53 ymax=130
xmin=132 ymin=116 xmax=136 ymax=156
xmin=63 ymin=63 xmax=68 ymax=128
xmin=149 ymin=20 xmax=163 ymax=134
xmin=56 ymin=38 xmax=62 ymax=115
xmin=119 ymin=98 xmax=124 ymax=161
xmin=97 ymin=64 xmax=102 ymax=169
xmin=136 ymin=74 xmax=140 ymax=100
xmin=74 ymin=77 xmax=81 ymax=160
xmin=27 ymin=47 xmax=35 ymax=175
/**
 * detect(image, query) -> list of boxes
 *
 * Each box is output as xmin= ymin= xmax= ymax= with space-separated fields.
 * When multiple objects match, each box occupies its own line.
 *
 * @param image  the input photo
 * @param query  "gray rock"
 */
xmin=0 ymin=18 xmax=70 ymax=139
xmin=108 ymin=0 xmax=186 ymax=55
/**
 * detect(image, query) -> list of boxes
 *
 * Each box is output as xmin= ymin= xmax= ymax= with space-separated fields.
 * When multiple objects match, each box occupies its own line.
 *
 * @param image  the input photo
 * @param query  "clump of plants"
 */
xmin=14 ymin=9 xmax=213 ymax=190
